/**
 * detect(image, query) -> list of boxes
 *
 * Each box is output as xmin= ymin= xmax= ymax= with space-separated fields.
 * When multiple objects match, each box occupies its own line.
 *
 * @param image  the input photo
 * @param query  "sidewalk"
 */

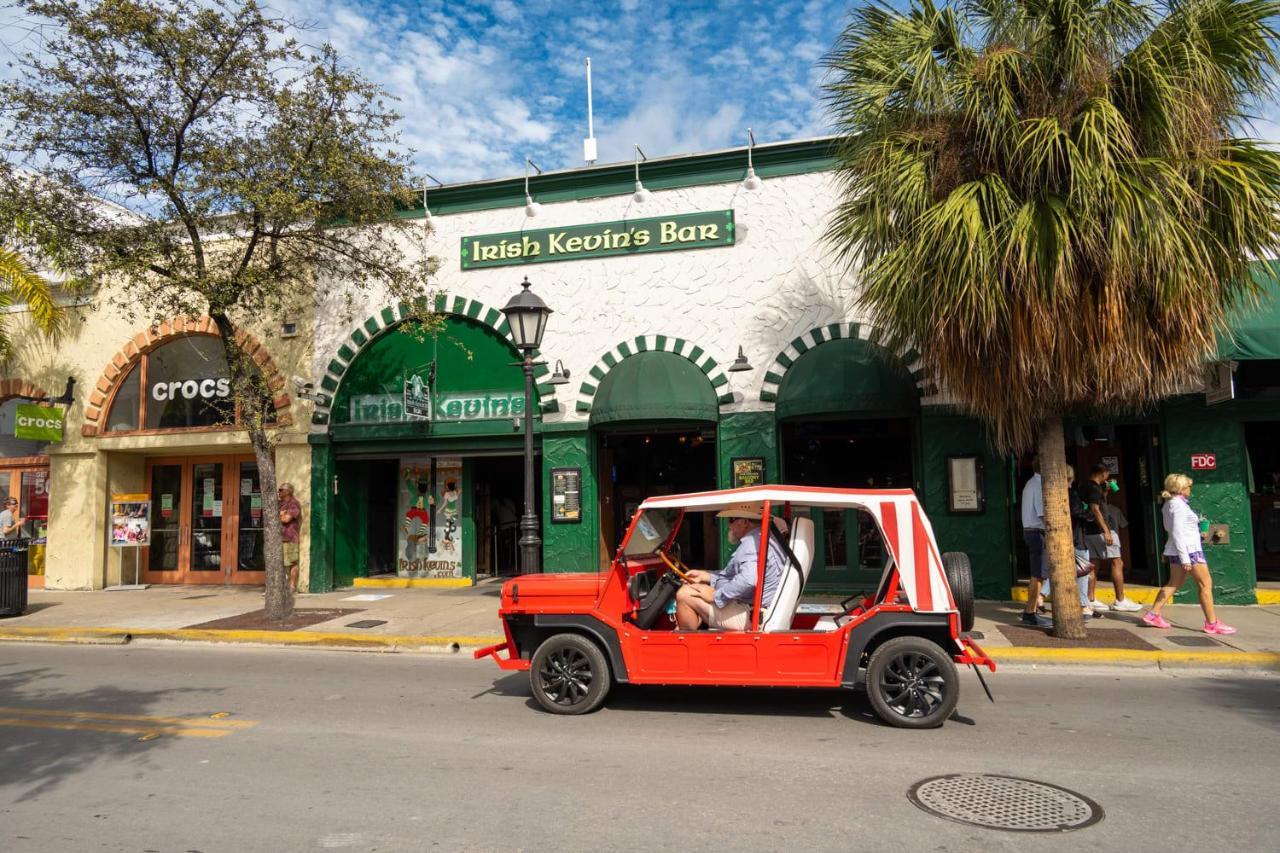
xmin=2 ymin=582 xmax=1279 ymax=672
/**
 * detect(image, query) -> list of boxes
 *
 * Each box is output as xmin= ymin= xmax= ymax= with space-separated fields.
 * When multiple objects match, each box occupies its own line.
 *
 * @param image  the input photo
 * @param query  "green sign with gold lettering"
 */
xmin=461 ymin=210 xmax=735 ymax=270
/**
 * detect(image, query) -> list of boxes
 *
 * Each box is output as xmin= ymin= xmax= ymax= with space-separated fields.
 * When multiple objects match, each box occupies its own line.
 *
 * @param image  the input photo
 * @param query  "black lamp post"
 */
xmin=501 ymin=276 xmax=551 ymax=574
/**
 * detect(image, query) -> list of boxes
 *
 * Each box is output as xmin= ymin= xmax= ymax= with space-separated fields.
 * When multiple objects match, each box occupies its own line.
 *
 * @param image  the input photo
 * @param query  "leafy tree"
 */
xmin=824 ymin=0 xmax=1280 ymax=637
xmin=0 ymin=242 xmax=63 ymax=357
xmin=1 ymin=0 xmax=437 ymax=618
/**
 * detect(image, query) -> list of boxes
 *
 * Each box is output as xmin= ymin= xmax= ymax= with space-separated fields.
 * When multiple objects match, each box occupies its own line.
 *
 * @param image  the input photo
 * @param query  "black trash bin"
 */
xmin=0 ymin=538 xmax=30 ymax=617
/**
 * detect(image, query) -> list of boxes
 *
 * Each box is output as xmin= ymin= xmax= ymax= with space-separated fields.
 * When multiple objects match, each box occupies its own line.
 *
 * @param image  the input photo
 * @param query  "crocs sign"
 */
xmin=13 ymin=403 xmax=64 ymax=441
xmin=1190 ymin=453 xmax=1216 ymax=470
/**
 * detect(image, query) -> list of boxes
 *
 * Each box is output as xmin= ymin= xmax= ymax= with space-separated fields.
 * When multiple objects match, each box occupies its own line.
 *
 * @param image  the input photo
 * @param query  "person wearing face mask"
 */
xmin=674 ymin=506 xmax=786 ymax=631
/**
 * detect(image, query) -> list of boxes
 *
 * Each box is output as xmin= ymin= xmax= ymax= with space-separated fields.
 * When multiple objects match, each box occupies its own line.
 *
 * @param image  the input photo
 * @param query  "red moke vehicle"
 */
xmin=476 ymin=486 xmax=995 ymax=728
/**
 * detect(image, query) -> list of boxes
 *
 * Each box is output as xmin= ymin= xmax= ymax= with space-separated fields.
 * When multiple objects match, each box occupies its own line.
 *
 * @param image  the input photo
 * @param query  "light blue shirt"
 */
xmin=710 ymin=528 xmax=785 ymax=610
xmin=1021 ymin=473 xmax=1044 ymax=531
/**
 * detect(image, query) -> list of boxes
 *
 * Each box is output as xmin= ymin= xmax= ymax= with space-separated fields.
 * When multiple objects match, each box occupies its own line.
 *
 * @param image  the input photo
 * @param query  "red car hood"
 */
xmin=501 ymin=572 xmax=603 ymax=609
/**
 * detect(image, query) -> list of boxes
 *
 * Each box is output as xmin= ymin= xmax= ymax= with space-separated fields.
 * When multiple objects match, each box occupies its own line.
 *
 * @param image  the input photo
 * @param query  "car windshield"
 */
xmin=622 ymin=509 xmax=680 ymax=557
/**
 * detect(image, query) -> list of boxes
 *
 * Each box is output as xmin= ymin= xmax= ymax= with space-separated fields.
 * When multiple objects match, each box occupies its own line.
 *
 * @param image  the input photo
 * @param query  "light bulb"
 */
xmin=633 ymin=181 xmax=651 ymax=203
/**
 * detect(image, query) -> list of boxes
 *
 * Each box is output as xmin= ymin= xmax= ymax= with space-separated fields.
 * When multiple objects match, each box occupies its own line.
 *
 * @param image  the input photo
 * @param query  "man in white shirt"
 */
xmin=1020 ymin=460 xmax=1052 ymax=628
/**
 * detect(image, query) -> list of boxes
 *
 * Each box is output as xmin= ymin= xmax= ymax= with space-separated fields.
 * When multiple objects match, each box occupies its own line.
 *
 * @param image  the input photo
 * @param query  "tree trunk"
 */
xmin=1037 ymin=417 xmax=1086 ymax=639
xmin=211 ymin=313 xmax=292 ymax=621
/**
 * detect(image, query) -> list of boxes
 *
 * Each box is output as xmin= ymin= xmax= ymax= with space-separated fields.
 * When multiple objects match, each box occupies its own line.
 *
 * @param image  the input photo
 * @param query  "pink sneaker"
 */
xmin=1142 ymin=611 xmax=1172 ymax=629
xmin=1204 ymin=621 xmax=1237 ymax=635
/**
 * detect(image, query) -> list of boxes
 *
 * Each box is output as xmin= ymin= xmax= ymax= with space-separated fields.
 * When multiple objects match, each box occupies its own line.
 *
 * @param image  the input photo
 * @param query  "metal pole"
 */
xmin=518 ymin=355 xmax=541 ymax=573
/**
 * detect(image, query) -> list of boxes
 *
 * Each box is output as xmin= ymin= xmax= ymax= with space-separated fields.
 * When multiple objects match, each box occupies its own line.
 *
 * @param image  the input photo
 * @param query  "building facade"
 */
xmin=4 ymin=138 xmax=1277 ymax=604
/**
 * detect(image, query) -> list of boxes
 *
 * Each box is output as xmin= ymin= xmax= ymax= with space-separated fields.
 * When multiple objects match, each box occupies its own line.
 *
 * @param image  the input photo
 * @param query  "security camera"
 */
xmin=292 ymin=375 xmax=323 ymax=403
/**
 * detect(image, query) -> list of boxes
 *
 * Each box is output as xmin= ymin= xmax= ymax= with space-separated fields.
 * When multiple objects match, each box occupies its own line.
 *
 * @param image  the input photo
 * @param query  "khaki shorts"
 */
xmin=702 ymin=599 xmax=751 ymax=630
xmin=282 ymin=542 xmax=300 ymax=566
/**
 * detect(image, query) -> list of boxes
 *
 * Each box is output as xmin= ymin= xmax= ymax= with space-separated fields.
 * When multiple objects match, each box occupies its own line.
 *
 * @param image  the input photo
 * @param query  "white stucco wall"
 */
xmin=312 ymin=169 xmax=931 ymax=424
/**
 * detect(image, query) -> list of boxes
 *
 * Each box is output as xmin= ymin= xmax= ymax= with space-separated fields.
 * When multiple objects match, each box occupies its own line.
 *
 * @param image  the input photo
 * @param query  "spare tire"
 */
xmin=941 ymin=552 xmax=975 ymax=632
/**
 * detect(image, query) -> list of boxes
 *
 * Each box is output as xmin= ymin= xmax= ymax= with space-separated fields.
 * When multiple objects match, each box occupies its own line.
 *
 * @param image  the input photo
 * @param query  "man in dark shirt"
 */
xmin=1081 ymin=463 xmax=1113 ymax=610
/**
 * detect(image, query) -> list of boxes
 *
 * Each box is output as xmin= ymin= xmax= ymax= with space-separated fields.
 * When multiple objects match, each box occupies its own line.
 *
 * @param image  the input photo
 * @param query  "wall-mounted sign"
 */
xmin=150 ymin=377 xmax=231 ymax=402
xmin=398 ymin=456 xmax=463 ymax=578
xmin=1204 ymin=361 xmax=1235 ymax=406
xmin=551 ymin=467 xmax=582 ymax=524
xmin=946 ymin=455 xmax=985 ymax=514
xmin=348 ymin=391 xmax=525 ymax=424
xmin=13 ymin=403 xmax=64 ymax=442
xmin=403 ymin=374 xmax=431 ymax=420
xmin=731 ymin=457 xmax=765 ymax=489
xmin=461 ymin=210 xmax=735 ymax=270
xmin=1191 ymin=453 xmax=1216 ymax=470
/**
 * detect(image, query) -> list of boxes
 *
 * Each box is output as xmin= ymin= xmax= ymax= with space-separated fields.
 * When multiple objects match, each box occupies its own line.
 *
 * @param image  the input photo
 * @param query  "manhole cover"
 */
xmin=1166 ymin=635 xmax=1221 ymax=647
xmin=346 ymin=619 xmax=387 ymax=629
xmin=907 ymin=774 xmax=1103 ymax=832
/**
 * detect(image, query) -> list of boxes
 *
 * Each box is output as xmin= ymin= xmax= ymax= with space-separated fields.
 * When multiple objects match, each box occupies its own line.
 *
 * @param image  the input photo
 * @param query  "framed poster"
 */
xmin=109 ymin=494 xmax=151 ymax=547
xmin=550 ymin=467 xmax=583 ymax=524
xmin=946 ymin=455 xmax=985 ymax=514
xmin=731 ymin=457 xmax=765 ymax=489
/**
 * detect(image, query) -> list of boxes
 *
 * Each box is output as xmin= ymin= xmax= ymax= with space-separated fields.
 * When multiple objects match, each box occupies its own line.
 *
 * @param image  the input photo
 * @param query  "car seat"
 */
xmin=761 ymin=516 xmax=816 ymax=631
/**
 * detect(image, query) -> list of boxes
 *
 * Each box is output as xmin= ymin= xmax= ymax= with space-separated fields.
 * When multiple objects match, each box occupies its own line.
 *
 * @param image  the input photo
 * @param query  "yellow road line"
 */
xmin=0 ymin=716 xmax=236 ymax=738
xmin=0 ymin=706 xmax=257 ymax=728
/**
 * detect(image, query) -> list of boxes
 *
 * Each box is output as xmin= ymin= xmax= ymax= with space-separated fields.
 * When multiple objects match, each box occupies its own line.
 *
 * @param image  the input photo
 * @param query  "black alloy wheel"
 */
xmin=865 ymin=636 xmax=959 ymax=729
xmin=528 ymin=633 xmax=611 ymax=715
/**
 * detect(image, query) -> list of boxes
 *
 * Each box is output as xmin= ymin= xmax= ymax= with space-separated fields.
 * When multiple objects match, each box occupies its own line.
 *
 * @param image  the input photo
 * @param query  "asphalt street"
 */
xmin=0 ymin=643 xmax=1276 ymax=853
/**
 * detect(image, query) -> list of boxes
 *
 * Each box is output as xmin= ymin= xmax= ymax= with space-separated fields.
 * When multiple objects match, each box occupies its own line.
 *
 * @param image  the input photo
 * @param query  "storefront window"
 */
xmin=102 ymin=335 xmax=275 ymax=433
xmin=0 ymin=399 xmax=51 ymax=457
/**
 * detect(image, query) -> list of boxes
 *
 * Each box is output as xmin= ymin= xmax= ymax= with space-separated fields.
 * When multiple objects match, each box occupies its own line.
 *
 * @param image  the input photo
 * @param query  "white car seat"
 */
xmin=761 ymin=516 xmax=816 ymax=632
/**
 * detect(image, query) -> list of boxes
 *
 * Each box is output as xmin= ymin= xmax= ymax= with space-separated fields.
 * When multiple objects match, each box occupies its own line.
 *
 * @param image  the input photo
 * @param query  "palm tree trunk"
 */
xmin=1038 ymin=417 xmax=1086 ymax=639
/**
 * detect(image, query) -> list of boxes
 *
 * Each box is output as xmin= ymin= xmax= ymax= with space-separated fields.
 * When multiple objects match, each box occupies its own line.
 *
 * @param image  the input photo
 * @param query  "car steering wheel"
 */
xmin=658 ymin=548 xmax=694 ymax=582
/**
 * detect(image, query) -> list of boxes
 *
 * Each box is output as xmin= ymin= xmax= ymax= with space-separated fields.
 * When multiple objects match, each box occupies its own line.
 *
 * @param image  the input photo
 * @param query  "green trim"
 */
xmin=337 ymin=344 xmax=356 ymax=363
xmin=391 ymin=138 xmax=836 ymax=219
xmin=351 ymin=329 xmax=368 ymax=347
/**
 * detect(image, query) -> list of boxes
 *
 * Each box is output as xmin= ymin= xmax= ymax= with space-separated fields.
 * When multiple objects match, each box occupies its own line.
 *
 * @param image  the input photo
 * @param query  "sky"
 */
xmin=1 ymin=0 xmax=1276 ymax=186
xmin=263 ymin=0 xmax=846 ymax=182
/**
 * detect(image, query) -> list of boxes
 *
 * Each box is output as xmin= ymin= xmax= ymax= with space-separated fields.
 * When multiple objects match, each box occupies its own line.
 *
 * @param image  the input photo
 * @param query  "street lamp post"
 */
xmin=501 ymin=276 xmax=552 ymax=574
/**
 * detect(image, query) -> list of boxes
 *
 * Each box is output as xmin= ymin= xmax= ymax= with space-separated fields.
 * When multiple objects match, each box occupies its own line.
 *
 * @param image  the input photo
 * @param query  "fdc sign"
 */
xmin=14 ymin=403 xmax=65 ymax=442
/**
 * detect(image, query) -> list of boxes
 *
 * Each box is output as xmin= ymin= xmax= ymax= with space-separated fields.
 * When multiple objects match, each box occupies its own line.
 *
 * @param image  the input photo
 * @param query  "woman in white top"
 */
xmin=1142 ymin=473 xmax=1236 ymax=635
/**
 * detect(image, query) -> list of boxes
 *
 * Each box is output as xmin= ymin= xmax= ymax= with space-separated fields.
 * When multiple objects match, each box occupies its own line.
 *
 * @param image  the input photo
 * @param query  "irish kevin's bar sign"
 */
xmin=461 ymin=210 xmax=735 ymax=270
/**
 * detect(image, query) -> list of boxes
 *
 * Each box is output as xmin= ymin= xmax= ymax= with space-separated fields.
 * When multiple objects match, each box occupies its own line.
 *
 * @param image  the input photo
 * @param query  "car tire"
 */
xmin=941 ymin=551 xmax=975 ymax=632
xmin=528 ymin=633 xmax=611 ymax=715
xmin=865 ymin=636 xmax=959 ymax=729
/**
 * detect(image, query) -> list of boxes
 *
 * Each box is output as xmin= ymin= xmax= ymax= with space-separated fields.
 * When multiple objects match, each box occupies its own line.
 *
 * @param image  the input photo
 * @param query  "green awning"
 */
xmin=1219 ymin=260 xmax=1280 ymax=361
xmin=589 ymin=351 xmax=718 ymax=426
xmin=776 ymin=337 xmax=920 ymax=420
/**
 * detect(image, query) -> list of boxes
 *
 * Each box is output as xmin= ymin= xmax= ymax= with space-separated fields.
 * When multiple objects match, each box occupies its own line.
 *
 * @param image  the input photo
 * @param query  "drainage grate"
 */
xmin=907 ymin=774 xmax=1103 ymax=833
xmin=346 ymin=619 xmax=387 ymax=629
xmin=1166 ymin=635 xmax=1221 ymax=647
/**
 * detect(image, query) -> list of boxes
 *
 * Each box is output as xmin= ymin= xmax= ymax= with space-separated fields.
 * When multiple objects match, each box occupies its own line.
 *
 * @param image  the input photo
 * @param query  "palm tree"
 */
xmin=824 ymin=0 xmax=1280 ymax=637
xmin=0 ymin=244 xmax=62 ymax=357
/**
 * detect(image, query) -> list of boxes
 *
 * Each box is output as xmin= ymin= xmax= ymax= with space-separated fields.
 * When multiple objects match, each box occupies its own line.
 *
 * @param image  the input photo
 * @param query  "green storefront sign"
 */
xmin=13 ymin=403 xmax=64 ymax=441
xmin=461 ymin=210 xmax=735 ymax=270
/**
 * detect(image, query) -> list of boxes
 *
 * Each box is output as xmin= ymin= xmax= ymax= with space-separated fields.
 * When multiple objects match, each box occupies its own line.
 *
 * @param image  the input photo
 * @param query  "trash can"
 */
xmin=0 ymin=538 xmax=31 ymax=617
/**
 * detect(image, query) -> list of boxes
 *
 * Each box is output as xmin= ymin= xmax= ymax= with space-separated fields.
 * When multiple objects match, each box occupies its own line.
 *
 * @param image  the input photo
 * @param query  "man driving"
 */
xmin=675 ymin=506 xmax=787 ymax=631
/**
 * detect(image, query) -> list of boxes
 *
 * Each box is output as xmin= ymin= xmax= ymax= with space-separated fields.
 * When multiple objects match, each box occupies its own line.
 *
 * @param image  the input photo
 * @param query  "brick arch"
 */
xmin=758 ymin=322 xmax=932 ymax=404
xmin=82 ymin=315 xmax=292 ymax=437
xmin=310 ymin=294 xmax=558 ymax=428
xmin=575 ymin=335 xmax=735 ymax=415
xmin=0 ymin=379 xmax=52 ymax=403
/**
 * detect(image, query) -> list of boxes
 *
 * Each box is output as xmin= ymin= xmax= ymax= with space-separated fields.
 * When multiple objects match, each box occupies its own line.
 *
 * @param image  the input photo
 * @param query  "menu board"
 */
xmin=551 ymin=467 xmax=582 ymax=524
xmin=731 ymin=457 xmax=765 ymax=489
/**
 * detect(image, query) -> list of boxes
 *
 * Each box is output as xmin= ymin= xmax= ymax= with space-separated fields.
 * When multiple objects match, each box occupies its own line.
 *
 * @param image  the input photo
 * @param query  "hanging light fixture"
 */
xmin=728 ymin=345 xmax=753 ymax=372
xmin=421 ymin=173 xmax=442 ymax=226
xmin=548 ymin=359 xmax=571 ymax=385
xmin=741 ymin=127 xmax=763 ymax=191
xmin=632 ymin=144 xmax=651 ymax=204
xmin=524 ymin=158 xmax=543 ymax=218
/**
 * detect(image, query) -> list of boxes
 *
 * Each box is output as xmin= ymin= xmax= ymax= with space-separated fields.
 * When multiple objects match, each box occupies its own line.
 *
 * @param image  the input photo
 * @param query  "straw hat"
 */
xmin=716 ymin=504 xmax=762 ymax=520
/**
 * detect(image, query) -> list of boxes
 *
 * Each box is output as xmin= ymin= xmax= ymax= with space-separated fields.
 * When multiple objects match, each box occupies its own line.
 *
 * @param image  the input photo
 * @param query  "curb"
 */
xmin=0 ymin=626 xmax=504 ymax=654
xmin=989 ymin=646 xmax=1280 ymax=672
xmin=353 ymin=577 xmax=474 ymax=589
xmin=1009 ymin=587 xmax=1280 ymax=606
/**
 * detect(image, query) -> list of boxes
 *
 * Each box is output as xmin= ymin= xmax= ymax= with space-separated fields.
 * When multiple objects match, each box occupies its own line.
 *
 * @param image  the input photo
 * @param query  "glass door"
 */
xmin=233 ymin=460 xmax=266 ymax=579
xmin=145 ymin=461 xmax=185 ymax=577
xmin=188 ymin=462 xmax=225 ymax=581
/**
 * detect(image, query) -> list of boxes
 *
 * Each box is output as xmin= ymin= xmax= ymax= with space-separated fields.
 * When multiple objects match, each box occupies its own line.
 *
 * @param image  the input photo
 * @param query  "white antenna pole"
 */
xmin=583 ymin=57 xmax=598 ymax=165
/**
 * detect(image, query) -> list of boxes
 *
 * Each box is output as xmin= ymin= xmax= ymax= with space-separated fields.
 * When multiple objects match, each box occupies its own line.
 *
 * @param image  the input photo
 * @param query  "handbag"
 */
xmin=1074 ymin=550 xmax=1094 ymax=577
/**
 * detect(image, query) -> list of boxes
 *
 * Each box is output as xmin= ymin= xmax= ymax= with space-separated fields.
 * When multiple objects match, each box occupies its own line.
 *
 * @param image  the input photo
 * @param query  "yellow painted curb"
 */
xmin=0 ymin=626 xmax=503 ymax=650
xmin=990 ymin=646 xmax=1280 ymax=670
xmin=1011 ymin=586 xmax=1159 ymax=605
xmin=353 ymin=577 xmax=473 ymax=589
xmin=1256 ymin=589 xmax=1280 ymax=606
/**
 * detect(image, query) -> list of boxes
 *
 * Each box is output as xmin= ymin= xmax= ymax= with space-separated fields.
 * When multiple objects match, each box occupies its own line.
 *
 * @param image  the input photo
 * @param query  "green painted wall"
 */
xmin=541 ymin=428 xmax=597 ymax=572
xmin=1161 ymin=399 xmax=1257 ymax=605
xmin=716 ymin=411 xmax=779 ymax=562
xmin=918 ymin=412 xmax=1013 ymax=601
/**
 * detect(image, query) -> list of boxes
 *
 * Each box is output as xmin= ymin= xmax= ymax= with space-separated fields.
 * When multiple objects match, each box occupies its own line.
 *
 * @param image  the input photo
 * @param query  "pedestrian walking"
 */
xmin=1088 ymin=498 xmax=1142 ymax=611
xmin=1142 ymin=473 xmax=1236 ymax=635
xmin=1043 ymin=465 xmax=1097 ymax=618
xmin=278 ymin=482 xmax=303 ymax=592
xmin=0 ymin=496 xmax=25 ymax=539
xmin=1019 ymin=459 xmax=1052 ymax=628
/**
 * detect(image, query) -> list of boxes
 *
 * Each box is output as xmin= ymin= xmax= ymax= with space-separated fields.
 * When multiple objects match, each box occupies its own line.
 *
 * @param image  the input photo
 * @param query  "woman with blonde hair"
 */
xmin=1142 ymin=473 xmax=1236 ymax=634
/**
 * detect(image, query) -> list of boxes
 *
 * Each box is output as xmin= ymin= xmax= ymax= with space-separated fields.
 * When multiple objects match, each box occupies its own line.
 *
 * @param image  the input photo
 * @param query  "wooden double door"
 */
xmin=143 ymin=454 xmax=266 ymax=585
